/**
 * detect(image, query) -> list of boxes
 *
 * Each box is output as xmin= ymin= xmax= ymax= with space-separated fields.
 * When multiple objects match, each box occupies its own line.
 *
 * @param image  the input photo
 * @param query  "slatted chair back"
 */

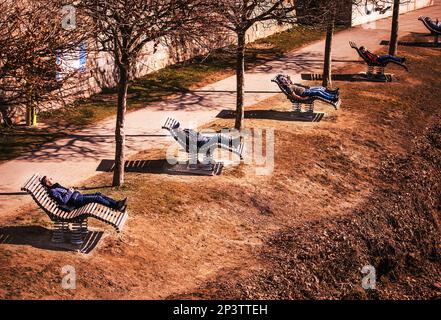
xmin=162 ymin=117 xmax=191 ymax=153
xmin=21 ymin=174 xmax=128 ymax=232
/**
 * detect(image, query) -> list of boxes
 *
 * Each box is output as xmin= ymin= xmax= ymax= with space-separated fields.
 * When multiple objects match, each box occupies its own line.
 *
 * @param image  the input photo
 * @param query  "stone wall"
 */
xmin=351 ymin=0 xmax=434 ymax=26
xmin=67 ymin=21 xmax=290 ymax=102
xmin=294 ymin=0 xmax=434 ymax=27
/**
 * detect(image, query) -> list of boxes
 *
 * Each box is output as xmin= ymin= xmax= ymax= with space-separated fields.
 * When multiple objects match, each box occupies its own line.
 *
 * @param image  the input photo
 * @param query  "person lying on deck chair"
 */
xmin=275 ymin=74 xmax=341 ymax=109
xmin=350 ymin=42 xmax=408 ymax=70
xmin=41 ymin=176 xmax=128 ymax=212
xmin=170 ymin=121 xmax=240 ymax=153
xmin=419 ymin=16 xmax=441 ymax=32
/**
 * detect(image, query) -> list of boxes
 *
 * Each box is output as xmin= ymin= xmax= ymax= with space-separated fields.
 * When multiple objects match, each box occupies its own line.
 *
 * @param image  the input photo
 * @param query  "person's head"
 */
xmin=279 ymin=74 xmax=291 ymax=86
xmin=41 ymin=176 xmax=55 ymax=188
xmin=360 ymin=46 xmax=366 ymax=52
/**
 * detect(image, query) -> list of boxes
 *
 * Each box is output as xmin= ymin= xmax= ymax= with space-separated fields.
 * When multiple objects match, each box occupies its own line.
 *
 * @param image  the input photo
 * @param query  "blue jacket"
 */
xmin=48 ymin=183 xmax=79 ymax=206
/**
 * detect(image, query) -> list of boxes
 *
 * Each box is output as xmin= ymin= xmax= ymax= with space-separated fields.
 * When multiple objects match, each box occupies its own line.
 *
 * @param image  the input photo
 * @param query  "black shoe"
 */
xmin=332 ymin=98 xmax=341 ymax=110
xmin=120 ymin=197 xmax=128 ymax=212
xmin=116 ymin=198 xmax=128 ymax=212
xmin=115 ymin=201 xmax=123 ymax=211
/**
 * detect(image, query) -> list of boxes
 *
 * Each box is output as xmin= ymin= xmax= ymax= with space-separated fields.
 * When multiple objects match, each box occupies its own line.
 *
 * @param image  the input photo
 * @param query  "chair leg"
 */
xmin=71 ymin=221 xmax=85 ymax=245
xmin=203 ymin=153 xmax=214 ymax=166
xmin=307 ymin=102 xmax=314 ymax=113
xmin=293 ymin=102 xmax=301 ymax=112
xmin=52 ymin=220 xmax=68 ymax=243
xmin=377 ymin=66 xmax=385 ymax=75
xmin=187 ymin=152 xmax=198 ymax=169
xmin=81 ymin=219 xmax=88 ymax=236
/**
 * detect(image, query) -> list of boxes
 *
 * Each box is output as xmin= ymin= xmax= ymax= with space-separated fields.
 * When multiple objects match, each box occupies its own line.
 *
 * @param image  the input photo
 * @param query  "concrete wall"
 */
xmin=351 ymin=0 xmax=434 ymax=26
xmin=67 ymin=21 xmax=290 ymax=102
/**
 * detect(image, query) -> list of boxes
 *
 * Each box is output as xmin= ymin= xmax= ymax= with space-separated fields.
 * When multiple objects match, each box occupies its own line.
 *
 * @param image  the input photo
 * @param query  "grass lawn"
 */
xmin=0 ymin=35 xmax=440 ymax=299
xmin=0 ymin=25 xmax=325 ymax=164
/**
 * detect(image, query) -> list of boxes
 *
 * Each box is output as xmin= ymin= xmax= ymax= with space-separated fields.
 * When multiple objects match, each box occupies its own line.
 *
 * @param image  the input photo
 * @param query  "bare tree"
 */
xmin=79 ymin=0 xmax=208 ymax=187
xmin=212 ymin=0 xmax=297 ymax=130
xmin=0 ymin=0 xmax=88 ymax=127
xmin=320 ymin=1 xmax=338 ymax=87
xmin=388 ymin=0 xmax=401 ymax=55
xmin=320 ymin=0 xmax=395 ymax=87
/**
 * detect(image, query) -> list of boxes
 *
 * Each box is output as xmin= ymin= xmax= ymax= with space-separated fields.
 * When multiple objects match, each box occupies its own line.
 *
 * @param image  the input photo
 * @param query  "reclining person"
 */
xmin=273 ymin=74 xmax=341 ymax=109
xmin=42 ymin=176 xmax=128 ymax=212
xmin=166 ymin=121 xmax=242 ymax=163
xmin=419 ymin=16 xmax=441 ymax=33
xmin=350 ymin=41 xmax=408 ymax=70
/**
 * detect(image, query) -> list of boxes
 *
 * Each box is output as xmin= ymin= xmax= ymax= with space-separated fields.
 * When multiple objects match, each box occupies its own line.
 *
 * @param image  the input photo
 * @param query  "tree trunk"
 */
xmin=0 ymin=106 xmax=13 ymax=127
xmin=322 ymin=17 xmax=335 ymax=88
xmin=112 ymin=64 xmax=129 ymax=187
xmin=389 ymin=0 xmax=400 ymax=56
xmin=234 ymin=31 xmax=246 ymax=131
xmin=26 ymin=102 xmax=37 ymax=127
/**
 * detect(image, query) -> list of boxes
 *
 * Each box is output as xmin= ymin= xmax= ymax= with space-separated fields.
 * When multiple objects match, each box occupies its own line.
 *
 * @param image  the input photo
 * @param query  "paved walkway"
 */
xmin=1 ymin=3 xmax=440 ymax=214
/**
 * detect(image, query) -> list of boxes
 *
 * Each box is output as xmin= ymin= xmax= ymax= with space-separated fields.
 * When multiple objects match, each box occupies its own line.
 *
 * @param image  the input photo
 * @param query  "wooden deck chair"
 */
xmin=162 ymin=117 xmax=244 ymax=165
xmin=419 ymin=16 xmax=441 ymax=44
xmin=349 ymin=41 xmax=408 ymax=79
xmin=21 ymin=174 xmax=129 ymax=245
xmin=272 ymin=74 xmax=340 ymax=112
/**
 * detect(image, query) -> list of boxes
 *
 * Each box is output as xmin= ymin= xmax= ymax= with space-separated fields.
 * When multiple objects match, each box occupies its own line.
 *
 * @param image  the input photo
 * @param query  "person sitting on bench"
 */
xmin=41 ymin=176 xmax=128 ymax=212
xmin=275 ymin=74 xmax=340 ymax=109
xmin=350 ymin=42 xmax=408 ymax=70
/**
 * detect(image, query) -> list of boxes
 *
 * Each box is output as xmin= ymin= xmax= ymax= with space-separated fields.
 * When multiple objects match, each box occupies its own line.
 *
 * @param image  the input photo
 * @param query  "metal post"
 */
xmin=81 ymin=219 xmax=88 ymax=236
xmin=52 ymin=220 xmax=66 ymax=243
xmin=293 ymin=102 xmax=302 ymax=113
xmin=188 ymin=152 xmax=198 ymax=170
xmin=380 ymin=67 xmax=385 ymax=75
xmin=203 ymin=150 xmax=214 ymax=166
xmin=70 ymin=221 xmax=84 ymax=245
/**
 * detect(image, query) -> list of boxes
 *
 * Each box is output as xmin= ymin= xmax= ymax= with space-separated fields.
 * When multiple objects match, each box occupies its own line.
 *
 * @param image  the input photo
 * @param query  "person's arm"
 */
xmin=349 ymin=41 xmax=363 ymax=56
xmin=290 ymin=92 xmax=310 ymax=101
xmin=295 ymin=83 xmax=310 ymax=89
xmin=49 ymin=187 xmax=73 ymax=205
xmin=288 ymin=85 xmax=309 ymax=101
xmin=365 ymin=50 xmax=379 ymax=62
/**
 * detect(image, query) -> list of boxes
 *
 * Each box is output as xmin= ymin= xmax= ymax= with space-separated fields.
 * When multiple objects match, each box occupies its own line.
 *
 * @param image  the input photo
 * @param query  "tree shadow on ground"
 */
xmin=380 ymin=39 xmax=441 ymax=48
xmin=301 ymin=73 xmax=393 ymax=83
xmin=96 ymin=159 xmax=219 ymax=176
xmin=216 ymin=109 xmax=325 ymax=123
xmin=2 ymin=132 xmax=167 ymax=162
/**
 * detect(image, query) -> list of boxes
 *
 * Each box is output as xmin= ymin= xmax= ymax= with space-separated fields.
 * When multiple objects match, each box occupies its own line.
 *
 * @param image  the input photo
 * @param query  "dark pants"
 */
xmin=303 ymin=87 xmax=337 ymax=101
xmin=377 ymin=55 xmax=402 ymax=64
xmin=71 ymin=192 xmax=118 ymax=209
